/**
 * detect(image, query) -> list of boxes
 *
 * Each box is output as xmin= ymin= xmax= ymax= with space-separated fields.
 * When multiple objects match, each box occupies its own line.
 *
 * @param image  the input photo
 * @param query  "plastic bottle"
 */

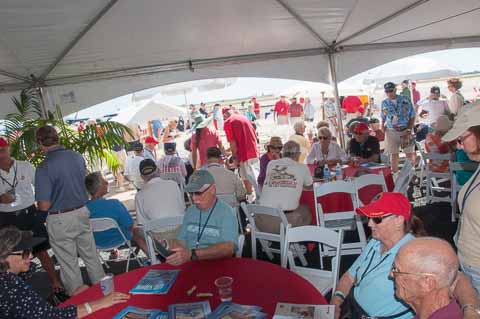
xmin=335 ymin=163 xmax=343 ymax=181
xmin=323 ymin=164 xmax=330 ymax=181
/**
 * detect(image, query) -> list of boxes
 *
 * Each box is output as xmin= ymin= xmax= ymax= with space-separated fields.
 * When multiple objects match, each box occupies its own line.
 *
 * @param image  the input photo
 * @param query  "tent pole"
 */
xmin=328 ymin=52 xmax=345 ymax=149
xmin=36 ymin=86 xmax=49 ymax=120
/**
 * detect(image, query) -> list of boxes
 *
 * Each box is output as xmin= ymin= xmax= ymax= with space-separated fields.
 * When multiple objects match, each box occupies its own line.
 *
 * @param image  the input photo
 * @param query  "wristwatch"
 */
xmin=190 ymin=249 xmax=198 ymax=261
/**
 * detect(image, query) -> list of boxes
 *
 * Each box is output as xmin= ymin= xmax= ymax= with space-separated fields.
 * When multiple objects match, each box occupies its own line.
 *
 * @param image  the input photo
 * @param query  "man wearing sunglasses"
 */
xmin=166 ymin=170 xmax=239 ymax=266
xmin=381 ymin=82 xmax=416 ymax=173
xmin=348 ymin=122 xmax=380 ymax=163
xmin=392 ymin=237 xmax=463 ymax=318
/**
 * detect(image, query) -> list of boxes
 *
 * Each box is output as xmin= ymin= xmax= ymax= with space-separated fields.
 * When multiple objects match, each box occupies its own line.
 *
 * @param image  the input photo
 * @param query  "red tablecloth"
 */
xmin=303 ymin=165 xmax=394 ymax=225
xmin=62 ymin=258 xmax=326 ymax=318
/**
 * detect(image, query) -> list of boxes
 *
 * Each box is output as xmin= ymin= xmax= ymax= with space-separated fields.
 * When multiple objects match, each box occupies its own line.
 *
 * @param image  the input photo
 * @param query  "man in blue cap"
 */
xmin=166 ymin=170 xmax=239 ymax=266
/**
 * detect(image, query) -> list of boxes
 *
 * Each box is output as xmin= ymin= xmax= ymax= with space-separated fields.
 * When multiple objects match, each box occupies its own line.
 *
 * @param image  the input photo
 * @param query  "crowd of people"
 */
xmin=1 ymin=76 xmax=480 ymax=319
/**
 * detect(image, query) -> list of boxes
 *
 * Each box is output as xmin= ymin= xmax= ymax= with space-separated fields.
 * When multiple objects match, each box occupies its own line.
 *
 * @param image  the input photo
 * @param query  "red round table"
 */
xmin=61 ymin=258 xmax=327 ymax=318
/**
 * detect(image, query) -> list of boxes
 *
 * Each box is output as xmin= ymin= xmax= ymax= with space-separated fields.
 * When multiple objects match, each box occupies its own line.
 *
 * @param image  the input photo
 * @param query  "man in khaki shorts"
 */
xmin=381 ymin=82 xmax=416 ymax=173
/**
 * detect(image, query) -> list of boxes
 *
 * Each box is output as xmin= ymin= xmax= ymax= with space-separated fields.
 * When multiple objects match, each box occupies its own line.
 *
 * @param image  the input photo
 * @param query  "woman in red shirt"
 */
xmin=190 ymin=114 xmax=224 ymax=170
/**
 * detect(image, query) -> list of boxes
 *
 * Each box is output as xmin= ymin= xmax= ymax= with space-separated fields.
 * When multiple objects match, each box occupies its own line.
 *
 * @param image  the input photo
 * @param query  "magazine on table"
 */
xmin=168 ymin=301 xmax=212 ymax=319
xmin=208 ymin=302 xmax=266 ymax=319
xmin=112 ymin=306 xmax=167 ymax=319
xmin=273 ymin=303 xmax=334 ymax=319
xmin=130 ymin=269 xmax=180 ymax=294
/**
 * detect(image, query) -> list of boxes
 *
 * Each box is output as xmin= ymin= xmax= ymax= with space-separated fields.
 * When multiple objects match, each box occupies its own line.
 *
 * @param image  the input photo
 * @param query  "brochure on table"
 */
xmin=207 ymin=302 xmax=267 ymax=319
xmin=168 ymin=301 xmax=211 ymax=319
xmin=273 ymin=303 xmax=334 ymax=319
xmin=113 ymin=306 xmax=168 ymax=319
xmin=130 ymin=269 xmax=180 ymax=294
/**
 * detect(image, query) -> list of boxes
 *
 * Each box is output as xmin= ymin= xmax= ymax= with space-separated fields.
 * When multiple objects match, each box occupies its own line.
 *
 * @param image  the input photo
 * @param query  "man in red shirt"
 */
xmin=411 ymin=81 xmax=421 ymax=110
xmin=274 ymin=96 xmax=290 ymax=125
xmin=289 ymin=97 xmax=304 ymax=125
xmin=223 ymin=108 xmax=259 ymax=197
xmin=252 ymin=97 xmax=261 ymax=117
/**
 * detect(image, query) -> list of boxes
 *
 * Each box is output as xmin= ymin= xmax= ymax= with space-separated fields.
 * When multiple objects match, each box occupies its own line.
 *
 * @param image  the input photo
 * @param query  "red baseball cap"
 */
xmin=356 ymin=192 xmax=411 ymax=220
xmin=144 ymin=136 xmax=158 ymax=145
xmin=0 ymin=138 xmax=8 ymax=147
xmin=353 ymin=122 xmax=369 ymax=134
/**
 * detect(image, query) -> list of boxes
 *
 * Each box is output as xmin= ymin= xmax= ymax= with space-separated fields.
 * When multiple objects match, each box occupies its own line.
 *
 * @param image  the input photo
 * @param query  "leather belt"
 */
xmin=48 ymin=205 xmax=84 ymax=215
xmin=0 ymin=205 xmax=35 ymax=216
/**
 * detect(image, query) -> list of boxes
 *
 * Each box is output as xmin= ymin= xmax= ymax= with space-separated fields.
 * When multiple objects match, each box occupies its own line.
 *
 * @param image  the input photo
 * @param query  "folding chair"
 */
xmin=282 ymin=225 xmax=343 ymax=295
xmin=140 ymin=215 xmax=184 ymax=265
xmin=236 ymin=234 xmax=245 ymax=258
xmin=354 ymin=173 xmax=387 ymax=206
xmin=393 ymin=160 xmax=414 ymax=195
xmin=415 ymin=141 xmax=427 ymax=187
xmin=240 ymin=202 xmax=307 ymax=265
xmin=424 ymin=153 xmax=453 ymax=204
xmin=314 ymin=181 xmax=366 ymax=256
xmin=90 ymin=217 xmax=143 ymax=272
xmin=217 ymin=193 xmax=244 ymax=234
xmin=449 ymin=161 xmax=479 ymax=222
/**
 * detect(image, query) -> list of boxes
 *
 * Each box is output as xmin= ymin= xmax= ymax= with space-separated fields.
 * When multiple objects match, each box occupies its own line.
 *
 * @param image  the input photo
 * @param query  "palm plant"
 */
xmin=4 ymin=88 xmax=132 ymax=173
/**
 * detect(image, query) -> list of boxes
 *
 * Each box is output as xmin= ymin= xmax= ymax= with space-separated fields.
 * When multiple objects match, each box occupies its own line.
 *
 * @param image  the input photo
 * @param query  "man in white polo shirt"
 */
xmin=0 ymin=137 xmax=63 ymax=291
xmin=124 ymin=142 xmax=145 ymax=190
xmin=259 ymin=141 xmax=313 ymax=233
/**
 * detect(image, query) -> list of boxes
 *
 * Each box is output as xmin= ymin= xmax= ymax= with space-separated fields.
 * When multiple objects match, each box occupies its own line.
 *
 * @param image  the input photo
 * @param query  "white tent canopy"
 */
xmin=110 ymin=95 xmax=187 ymax=128
xmin=0 ymin=0 xmax=479 ymax=118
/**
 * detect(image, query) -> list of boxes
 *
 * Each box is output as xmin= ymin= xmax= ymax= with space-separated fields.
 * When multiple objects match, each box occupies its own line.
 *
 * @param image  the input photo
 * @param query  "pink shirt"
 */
xmin=191 ymin=127 xmax=221 ymax=167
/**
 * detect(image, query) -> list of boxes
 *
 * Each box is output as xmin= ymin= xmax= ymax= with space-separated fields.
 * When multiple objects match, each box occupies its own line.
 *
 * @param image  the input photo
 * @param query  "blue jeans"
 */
xmin=460 ymin=258 xmax=480 ymax=294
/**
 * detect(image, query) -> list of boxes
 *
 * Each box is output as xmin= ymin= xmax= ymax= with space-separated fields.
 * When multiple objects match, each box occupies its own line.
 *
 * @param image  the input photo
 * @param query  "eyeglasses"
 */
xmin=270 ymin=146 xmax=283 ymax=151
xmin=370 ymin=214 xmax=395 ymax=224
xmin=190 ymin=185 xmax=212 ymax=197
xmin=391 ymin=264 xmax=436 ymax=278
xmin=318 ymin=136 xmax=329 ymax=140
xmin=10 ymin=250 xmax=31 ymax=259
xmin=457 ymin=132 xmax=473 ymax=145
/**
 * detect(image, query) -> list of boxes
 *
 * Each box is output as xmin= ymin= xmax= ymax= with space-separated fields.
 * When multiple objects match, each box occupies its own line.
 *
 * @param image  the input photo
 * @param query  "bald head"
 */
xmin=397 ymin=237 xmax=458 ymax=288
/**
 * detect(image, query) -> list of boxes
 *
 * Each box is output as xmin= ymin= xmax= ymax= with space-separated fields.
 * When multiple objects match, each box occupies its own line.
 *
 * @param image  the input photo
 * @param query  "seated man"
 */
xmin=348 ymin=122 xmax=380 ymax=163
xmin=205 ymin=147 xmax=247 ymax=202
xmin=259 ymin=141 xmax=312 ymax=233
xmin=166 ymin=170 xmax=239 ymax=266
xmin=124 ymin=142 xmax=145 ymax=190
xmin=135 ymin=159 xmax=186 ymax=240
xmin=392 ymin=237 xmax=463 ymax=318
xmin=85 ymin=172 xmax=148 ymax=253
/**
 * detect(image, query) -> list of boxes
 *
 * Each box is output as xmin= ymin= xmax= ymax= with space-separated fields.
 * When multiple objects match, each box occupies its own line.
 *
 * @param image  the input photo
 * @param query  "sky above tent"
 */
xmin=66 ymin=48 xmax=480 ymax=120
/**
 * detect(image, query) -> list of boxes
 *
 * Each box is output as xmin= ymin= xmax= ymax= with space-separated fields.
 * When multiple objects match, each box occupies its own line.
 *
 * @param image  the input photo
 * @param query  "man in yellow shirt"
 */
xmin=288 ymin=120 xmax=311 ymax=163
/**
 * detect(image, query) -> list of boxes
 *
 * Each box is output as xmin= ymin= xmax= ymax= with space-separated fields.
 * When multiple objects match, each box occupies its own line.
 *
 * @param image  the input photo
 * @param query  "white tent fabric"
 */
xmin=110 ymin=96 xmax=187 ymax=128
xmin=0 ymin=0 xmax=479 ymax=117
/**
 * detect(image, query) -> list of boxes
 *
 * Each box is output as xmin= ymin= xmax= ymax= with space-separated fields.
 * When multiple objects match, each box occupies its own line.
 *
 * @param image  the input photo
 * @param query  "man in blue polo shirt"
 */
xmin=166 ymin=170 xmax=238 ymax=266
xmin=35 ymin=126 xmax=105 ymax=296
xmin=85 ymin=172 xmax=148 ymax=254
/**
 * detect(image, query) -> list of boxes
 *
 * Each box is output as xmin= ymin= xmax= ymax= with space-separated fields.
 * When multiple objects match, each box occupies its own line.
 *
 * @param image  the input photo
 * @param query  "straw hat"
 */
xmin=431 ymin=115 xmax=452 ymax=133
xmin=264 ymin=136 xmax=283 ymax=150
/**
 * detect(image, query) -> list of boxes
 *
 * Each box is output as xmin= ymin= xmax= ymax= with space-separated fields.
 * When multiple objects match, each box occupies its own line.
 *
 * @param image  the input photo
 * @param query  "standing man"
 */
xmin=223 ymin=108 xmax=260 ymax=199
xmin=0 ymin=137 xmax=63 ymax=291
xmin=324 ymin=97 xmax=338 ymax=137
xmin=143 ymin=136 xmax=158 ymax=161
xmin=381 ymin=82 xmax=416 ymax=173
xmin=274 ymin=95 xmax=290 ymax=125
xmin=411 ymin=81 xmax=421 ymax=109
xmin=400 ymin=80 xmax=412 ymax=102
xmin=417 ymin=86 xmax=449 ymax=127
xmin=289 ymin=97 xmax=304 ymax=125
xmin=34 ymin=126 xmax=105 ymax=296
xmin=252 ymin=97 xmax=261 ymax=118
xmin=124 ymin=142 xmax=145 ymax=190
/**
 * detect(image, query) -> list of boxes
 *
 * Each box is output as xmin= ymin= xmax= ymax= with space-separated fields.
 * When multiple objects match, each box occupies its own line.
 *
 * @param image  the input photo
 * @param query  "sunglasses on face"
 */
xmin=190 ymin=185 xmax=212 ymax=197
xmin=318 ymin=136 xmax=329 ymax=140
xmin=457 ymin=132 xmax=473 ymax=145
xmin=10 ymin=249 xmax=31 ymax=259
xmin=370 ymin=214 xmax=394 ymax=224
xmin=270 ymin=146 xmax=283 ymax=151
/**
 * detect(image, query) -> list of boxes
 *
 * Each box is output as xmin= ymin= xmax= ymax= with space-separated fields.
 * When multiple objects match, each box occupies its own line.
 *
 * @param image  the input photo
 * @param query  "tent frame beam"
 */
xmin=39 ymin=0 xmax=119 ymax=80
xmin=0 ymin=69 xmax=31 ymax=83
xmin=336 ymin=0 xmax=431 ymax=45
xmin=274 ymin=0 xmax=330 ymax=48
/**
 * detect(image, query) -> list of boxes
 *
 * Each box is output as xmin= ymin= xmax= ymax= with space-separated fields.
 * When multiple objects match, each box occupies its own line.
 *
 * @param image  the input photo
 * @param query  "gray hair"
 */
xmin=283 ymin=141 xmax=301 ymax=159
xmin=318 ymin=127 xmax=332 ymax=138
xmin=0 ymin=226 xmax=22 ymax=272
xmin=85 ymin=172 xmax=103 ymax=196
xmin=293 ymin=120 xmax=306 ymax=133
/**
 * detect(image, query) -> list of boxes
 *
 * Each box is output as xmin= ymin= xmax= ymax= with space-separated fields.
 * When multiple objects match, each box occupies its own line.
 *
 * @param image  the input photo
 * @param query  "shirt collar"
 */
xmin=373 ymin=233 xmax=414 ymax=255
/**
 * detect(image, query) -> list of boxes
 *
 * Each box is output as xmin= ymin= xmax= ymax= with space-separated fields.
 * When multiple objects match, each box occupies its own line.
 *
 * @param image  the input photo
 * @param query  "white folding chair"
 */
xmin=393 ymin=160 xmax=414 ymax=195
xmin=240 ymin=202 xmax=307 ymax=265
xmin=415 ymin=141 xmax=427 ymax=187
xmin=449 ymin=161 xmax=479 ymax=222
xmin=281 ymin=225 xmax=343 ymax=295
xmin=90 ymin=217 xmax=143 ymax=272
xmin=424 ymin=153 xmax=453 ymax=204
xmin=314 ymin=181 xmax=366 ymax=256
xmin=236 ymin=234 xmax=245 ymax=258
xmin=217 ymin=193 xmax=244 ymax=234
xmin=140 ymin=215 xmax=184 ymax=265
xmin=354 ymin=173 xmax=387 ymax=206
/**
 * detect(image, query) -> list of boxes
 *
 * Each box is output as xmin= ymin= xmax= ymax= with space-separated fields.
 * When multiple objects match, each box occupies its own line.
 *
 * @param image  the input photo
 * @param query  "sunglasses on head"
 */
xmin=190 ymin=185 xmax=212 ymax=196
xmin=370 ymin=214 xmax=394 ymax=224
xmin=318 ymin=136 xmax=329 ymax=140
xmin=10 ymin=249 xmax=31 ymax=259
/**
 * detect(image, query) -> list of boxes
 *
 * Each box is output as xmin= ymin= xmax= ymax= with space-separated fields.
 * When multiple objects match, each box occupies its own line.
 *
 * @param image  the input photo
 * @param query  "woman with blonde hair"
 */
xmin=447 ymin=78 xmax=464 ymax=115
xmin=306 ymin=127 xmax=347 ymax=166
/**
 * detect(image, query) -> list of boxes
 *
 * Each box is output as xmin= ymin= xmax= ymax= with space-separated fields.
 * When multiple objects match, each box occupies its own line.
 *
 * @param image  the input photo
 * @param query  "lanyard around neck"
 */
xmin=196 ymin=199 xmax=218 ymax=247
xmin=0 ymin=162 xmax=17 ymax=189
xmin=461 ymin=168 xmax=480 ymax=214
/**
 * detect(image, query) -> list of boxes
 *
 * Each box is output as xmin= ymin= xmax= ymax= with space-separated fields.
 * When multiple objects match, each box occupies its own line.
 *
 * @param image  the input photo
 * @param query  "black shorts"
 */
xmin=0 ymin=205 xmax=50 ymax=254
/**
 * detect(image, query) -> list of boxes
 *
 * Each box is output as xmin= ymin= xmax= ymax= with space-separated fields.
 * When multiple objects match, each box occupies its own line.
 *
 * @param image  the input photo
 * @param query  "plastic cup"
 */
xmin=100 ymin=273 xmax=115 ymax=295
xmin=215 ymin=276 xmax=233 ymax=302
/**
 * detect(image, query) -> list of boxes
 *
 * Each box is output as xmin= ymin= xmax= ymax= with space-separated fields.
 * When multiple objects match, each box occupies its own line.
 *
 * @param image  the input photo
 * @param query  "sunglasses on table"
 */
xmin=10 ymin=249 xmax=32 ymax=259
xmin=190 ymin=185 xmax=212 ymax=197
xmin=390 ymin=264 xmax=436 ymax=278
xmin=457 ymin=132 xmax=473 ymax=145
xmin=369 ymin=214 xmax=395 ymax=224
